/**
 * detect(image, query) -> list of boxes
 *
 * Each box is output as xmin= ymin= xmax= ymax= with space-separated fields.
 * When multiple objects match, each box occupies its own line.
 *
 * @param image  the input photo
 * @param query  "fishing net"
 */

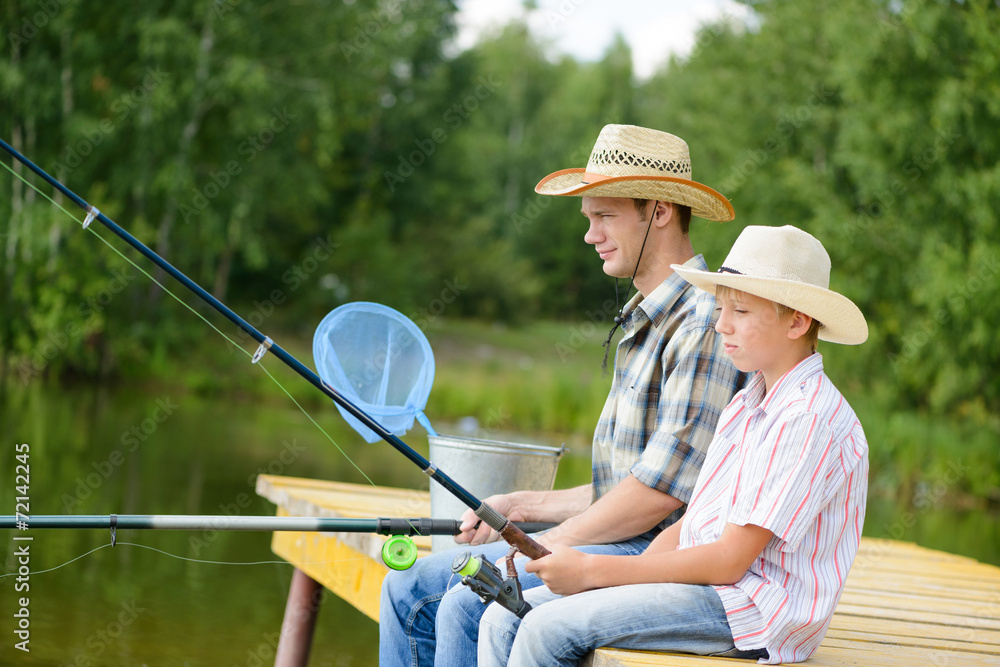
xmin=313 ymin=302 xmax=436 ymax=443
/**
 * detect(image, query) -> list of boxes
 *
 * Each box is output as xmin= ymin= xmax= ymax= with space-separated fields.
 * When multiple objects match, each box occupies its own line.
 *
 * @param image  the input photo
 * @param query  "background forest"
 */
xmin=2 ymin=0 xmax=999 ymax=506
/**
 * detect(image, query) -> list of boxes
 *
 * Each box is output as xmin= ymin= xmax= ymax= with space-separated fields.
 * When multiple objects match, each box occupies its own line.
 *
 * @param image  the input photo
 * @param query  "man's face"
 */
xmin=581 ymin=197 xmax=650 ymax=279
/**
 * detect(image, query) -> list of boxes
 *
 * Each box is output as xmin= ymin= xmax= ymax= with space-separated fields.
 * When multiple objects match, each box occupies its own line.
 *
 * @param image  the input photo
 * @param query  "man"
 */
xmin=379 ymin=124 xmax=746 ymax=665
xmin=478 ymin=225 xmax=870 ymax=666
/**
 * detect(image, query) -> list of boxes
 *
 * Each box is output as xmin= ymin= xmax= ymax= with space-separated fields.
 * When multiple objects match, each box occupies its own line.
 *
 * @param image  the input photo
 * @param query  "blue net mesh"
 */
xmin=313 ymin=302 xmax=436 ymax=443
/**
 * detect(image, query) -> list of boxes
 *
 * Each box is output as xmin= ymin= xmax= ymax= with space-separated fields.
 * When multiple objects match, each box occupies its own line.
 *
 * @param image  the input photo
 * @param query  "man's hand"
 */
xmin=524 ymin=544 xmax=594 ymax=595
xmin=454 ymin=485 xmax=592 ymax=546
xmin=456 ymin=493 xmax=526 ymax=545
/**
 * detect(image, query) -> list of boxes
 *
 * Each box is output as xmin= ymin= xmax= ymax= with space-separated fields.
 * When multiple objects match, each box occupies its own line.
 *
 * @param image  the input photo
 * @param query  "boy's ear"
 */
xmin=787 ymin=311 xmax=814 ymax=342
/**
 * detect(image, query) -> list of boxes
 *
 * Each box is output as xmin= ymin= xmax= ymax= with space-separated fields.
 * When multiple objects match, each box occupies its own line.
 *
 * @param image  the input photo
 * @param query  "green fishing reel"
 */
xmin=382 ymin=534 xmax=418 ymax=570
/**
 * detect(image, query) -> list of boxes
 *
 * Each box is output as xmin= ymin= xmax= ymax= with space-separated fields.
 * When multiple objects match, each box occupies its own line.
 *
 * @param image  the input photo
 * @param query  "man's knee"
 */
xmin=438 ymin=582 xmax=487 ymax=624
xmin=381 ymin=568 xmax=411 ymax=603
xmin=383 ymin=550 xmax=451 ymax=602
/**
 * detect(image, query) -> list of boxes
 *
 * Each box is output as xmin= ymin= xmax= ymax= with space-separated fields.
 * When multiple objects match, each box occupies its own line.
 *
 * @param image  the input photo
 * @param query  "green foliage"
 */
xmin=639 ymin=0 xmax=1000 ymax=505
xmin=2 ymin=0 xmax=999 ymax=504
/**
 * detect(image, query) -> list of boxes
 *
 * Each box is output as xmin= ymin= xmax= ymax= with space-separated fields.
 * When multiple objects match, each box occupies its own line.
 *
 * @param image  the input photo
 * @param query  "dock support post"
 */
xmin=274 ymin=568 xmax=324 ymax=667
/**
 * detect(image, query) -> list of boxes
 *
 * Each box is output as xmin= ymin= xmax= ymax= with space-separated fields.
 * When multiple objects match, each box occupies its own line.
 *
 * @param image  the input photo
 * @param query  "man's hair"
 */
xmin=632 ymin=199 xmax=692 ymax=235
xmin=715 ymin=285 xmax=822 ymax=351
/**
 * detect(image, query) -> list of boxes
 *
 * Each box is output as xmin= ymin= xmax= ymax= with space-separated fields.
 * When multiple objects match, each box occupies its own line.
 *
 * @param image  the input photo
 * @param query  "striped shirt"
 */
xmin=592 ymin=255 xmax=747 ymax=530
xmin=679 ymin=353 xmax=869 ymax=664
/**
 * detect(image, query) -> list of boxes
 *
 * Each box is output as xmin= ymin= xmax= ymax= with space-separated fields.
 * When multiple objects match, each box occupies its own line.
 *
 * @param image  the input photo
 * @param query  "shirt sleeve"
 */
xmin=727 ymin=411 xmax=836 ymax=551
xmin=630 ymin=317 xmax=743 ymax=504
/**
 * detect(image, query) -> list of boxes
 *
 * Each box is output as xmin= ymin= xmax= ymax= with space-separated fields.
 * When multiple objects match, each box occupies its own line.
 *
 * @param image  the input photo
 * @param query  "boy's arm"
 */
xmin=526 ymin=522 xmax=772 ymax=595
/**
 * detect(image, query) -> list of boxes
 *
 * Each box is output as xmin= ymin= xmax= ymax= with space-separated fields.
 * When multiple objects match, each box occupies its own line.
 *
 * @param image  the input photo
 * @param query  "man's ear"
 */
xmin=787 ymin=311 xmax=814 ymax=341
xmin=652 ymin=201 xmax=674 ymax=228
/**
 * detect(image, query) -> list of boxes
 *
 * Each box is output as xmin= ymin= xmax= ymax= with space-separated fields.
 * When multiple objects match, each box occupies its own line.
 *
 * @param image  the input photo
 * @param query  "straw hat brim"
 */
xmin=671 ymin=265 xmax=869 ymax=345
xmin=535 ymin=169 xmax=735 ymax=222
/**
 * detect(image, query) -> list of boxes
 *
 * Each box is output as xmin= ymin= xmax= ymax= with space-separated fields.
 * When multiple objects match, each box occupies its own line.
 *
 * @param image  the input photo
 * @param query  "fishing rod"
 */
xmin=0 ymin=138 xmax=550 ymax=569
xmin=0 ymin=514 xmax=553 ymax=571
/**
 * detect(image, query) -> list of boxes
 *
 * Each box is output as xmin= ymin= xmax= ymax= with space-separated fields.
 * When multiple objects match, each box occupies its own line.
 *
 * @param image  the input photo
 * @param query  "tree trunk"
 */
xmin=148 ymin=6 xmax=216 ymax=308
xmin=1 ymin=25 xmax=20 ymax=384
xmin=48 ymin=29 xmax=74 ymax=271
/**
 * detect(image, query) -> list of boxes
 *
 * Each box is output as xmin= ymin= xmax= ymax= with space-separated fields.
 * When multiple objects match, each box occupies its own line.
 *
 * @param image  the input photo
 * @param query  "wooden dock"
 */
xmin=257 ymin=475 xmax=1000 ymax=666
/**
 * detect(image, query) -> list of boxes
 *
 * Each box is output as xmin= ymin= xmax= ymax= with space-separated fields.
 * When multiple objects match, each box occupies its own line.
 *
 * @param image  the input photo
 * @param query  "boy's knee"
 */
xmin=506 ymin=611 xmax=560 ymax=663
xmin=480 ymin=601 xmax=520 ymax=638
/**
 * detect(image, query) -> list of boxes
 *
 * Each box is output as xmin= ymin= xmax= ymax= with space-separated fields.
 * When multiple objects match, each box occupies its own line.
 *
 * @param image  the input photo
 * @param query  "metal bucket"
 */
xmin=427 ymin=434 xmax=566 ymax=552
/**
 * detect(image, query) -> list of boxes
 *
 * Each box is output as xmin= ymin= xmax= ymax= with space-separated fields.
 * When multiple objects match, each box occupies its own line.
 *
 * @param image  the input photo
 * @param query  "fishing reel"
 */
xmin=451 ymin=551 xmax=532 ymax=618
xmin=382 ymin=535 xmax=419 ymax=570
xmin=378 ymin=519 xmax=555 ymax=572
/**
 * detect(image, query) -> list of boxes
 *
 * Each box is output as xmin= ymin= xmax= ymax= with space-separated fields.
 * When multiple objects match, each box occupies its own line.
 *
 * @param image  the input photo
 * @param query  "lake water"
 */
xmin=1 ymin=381 xmax=997 ymax=665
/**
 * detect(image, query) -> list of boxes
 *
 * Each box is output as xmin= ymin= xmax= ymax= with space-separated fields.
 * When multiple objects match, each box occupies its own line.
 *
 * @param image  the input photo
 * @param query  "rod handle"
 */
xmin=499 ymin=522 xmax=550 ymax=560
xmin=374 ymin=517 xmax=556 ymax=536
xmin=473 ymin=501 xmax=551 ymax=559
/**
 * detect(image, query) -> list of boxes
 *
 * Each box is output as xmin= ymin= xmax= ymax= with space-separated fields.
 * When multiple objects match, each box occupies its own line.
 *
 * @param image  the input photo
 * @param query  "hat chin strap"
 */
xmin=600 ymin=204 xmax=656 ymax=373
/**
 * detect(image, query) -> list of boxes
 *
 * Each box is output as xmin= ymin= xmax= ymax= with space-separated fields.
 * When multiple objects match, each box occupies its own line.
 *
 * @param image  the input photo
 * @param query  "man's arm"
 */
xmin=526 ymin=522 xmax=773 ymax=595
xmin=456 ymin=475 xmax=681 ymax=547
xmin=456 ymin=485 xmax=594 ymax=545
xmin=536 ymin=474 xmax=682 ymax=548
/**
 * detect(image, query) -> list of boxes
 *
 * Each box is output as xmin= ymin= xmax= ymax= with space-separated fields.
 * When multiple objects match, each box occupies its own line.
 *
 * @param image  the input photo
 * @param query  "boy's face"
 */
xmin=714 ymin=291 xmax=805 ymax=383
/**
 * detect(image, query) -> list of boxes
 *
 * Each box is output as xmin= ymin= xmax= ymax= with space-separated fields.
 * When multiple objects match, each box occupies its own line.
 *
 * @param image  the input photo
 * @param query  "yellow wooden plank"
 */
xmin=583 ymin=649 xmax=760 ymax=666
xmin=834 ymin=601 xmax=1000 ymax=631
xmin=809 ymin=640 xmax=997 ymax=667
xmin=270 ymin=528 xmax=400 ymax=621
xmin=827 ymin=613 xmax=1000 ymax=648
xmin=824 ymin=627 xmax=1000 ymax=656
xmin=586 ymin=641 xmax=996 ymax=667
xmin=257 ymin=474 xmax=431 ymax=517
xmin=840 ymin=575 xmax=1000 ymax=604
xmin=269 ymin=505 xmax=432 ymax=621
xmin=837 ymin=589 xmax=1000 ymax=622
xmin=850 ymin=556 xmax=1000 ymax=583
xmin=855 ymin=538 xmax=982 ymax=564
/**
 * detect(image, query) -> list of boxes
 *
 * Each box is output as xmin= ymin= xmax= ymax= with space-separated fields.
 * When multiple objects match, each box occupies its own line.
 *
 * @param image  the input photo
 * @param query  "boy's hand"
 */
xmin=524 ymin=544 xmax=593 ymax=595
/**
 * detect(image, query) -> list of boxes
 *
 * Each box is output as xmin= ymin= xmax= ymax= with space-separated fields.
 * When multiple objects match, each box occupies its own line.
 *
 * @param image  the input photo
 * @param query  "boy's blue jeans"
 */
xmin=378 ymin=535 xmax=653 ymax=666
xmin=478 ymin=581 xmax=768 ymax=667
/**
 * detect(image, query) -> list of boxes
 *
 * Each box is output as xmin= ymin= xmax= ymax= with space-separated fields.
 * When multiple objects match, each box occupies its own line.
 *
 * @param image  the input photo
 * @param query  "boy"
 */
xmin=478 ymin=225 xmax=869 ymax=666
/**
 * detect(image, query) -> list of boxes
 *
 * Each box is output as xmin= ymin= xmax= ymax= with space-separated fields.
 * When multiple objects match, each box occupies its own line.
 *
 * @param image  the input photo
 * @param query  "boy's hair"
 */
xmin=716 ymin=285 xmax=822 ymax=351
xmin=632 ymin=199 xmax=692 ymax=235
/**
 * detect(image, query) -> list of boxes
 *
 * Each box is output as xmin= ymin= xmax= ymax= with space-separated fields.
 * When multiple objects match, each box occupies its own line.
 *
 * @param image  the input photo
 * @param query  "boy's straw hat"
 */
xmin=534 ymin=124 xmax=735 ymax=222
xmin=671 ymin=225 xmax=868 ymax=345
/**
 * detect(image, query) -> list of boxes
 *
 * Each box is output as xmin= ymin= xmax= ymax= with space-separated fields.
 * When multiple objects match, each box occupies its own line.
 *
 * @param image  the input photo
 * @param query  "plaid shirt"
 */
xmin=591 ymin=254 xmax=747 ymax=530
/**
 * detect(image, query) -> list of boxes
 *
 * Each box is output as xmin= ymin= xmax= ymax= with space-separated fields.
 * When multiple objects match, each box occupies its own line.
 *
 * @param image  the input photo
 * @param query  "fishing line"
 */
xmin=2 ymin=146 xmax=552 ymax=620
xmin=2 ymin=141 xmax=552 ymax=567
xmin=0 ymin=156 xmax=377 ymax=489
xmin=0 ymin=540 xmax=369 ymax=579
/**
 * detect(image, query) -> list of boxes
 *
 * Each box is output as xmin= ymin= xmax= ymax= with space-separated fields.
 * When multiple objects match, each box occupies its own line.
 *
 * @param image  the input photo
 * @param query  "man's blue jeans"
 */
xmin=478 ymin=581 xmax=768 ymax=666
xmin=378 ymin=535 xmax=653 ymax=666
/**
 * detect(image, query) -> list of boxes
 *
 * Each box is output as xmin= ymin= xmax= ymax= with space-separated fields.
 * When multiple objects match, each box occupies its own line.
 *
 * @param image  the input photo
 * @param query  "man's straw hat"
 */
xmin=534 ymin=124 xmax=734 ymax=222
xmin=672 ymin=225 xmax=868 ymax=345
